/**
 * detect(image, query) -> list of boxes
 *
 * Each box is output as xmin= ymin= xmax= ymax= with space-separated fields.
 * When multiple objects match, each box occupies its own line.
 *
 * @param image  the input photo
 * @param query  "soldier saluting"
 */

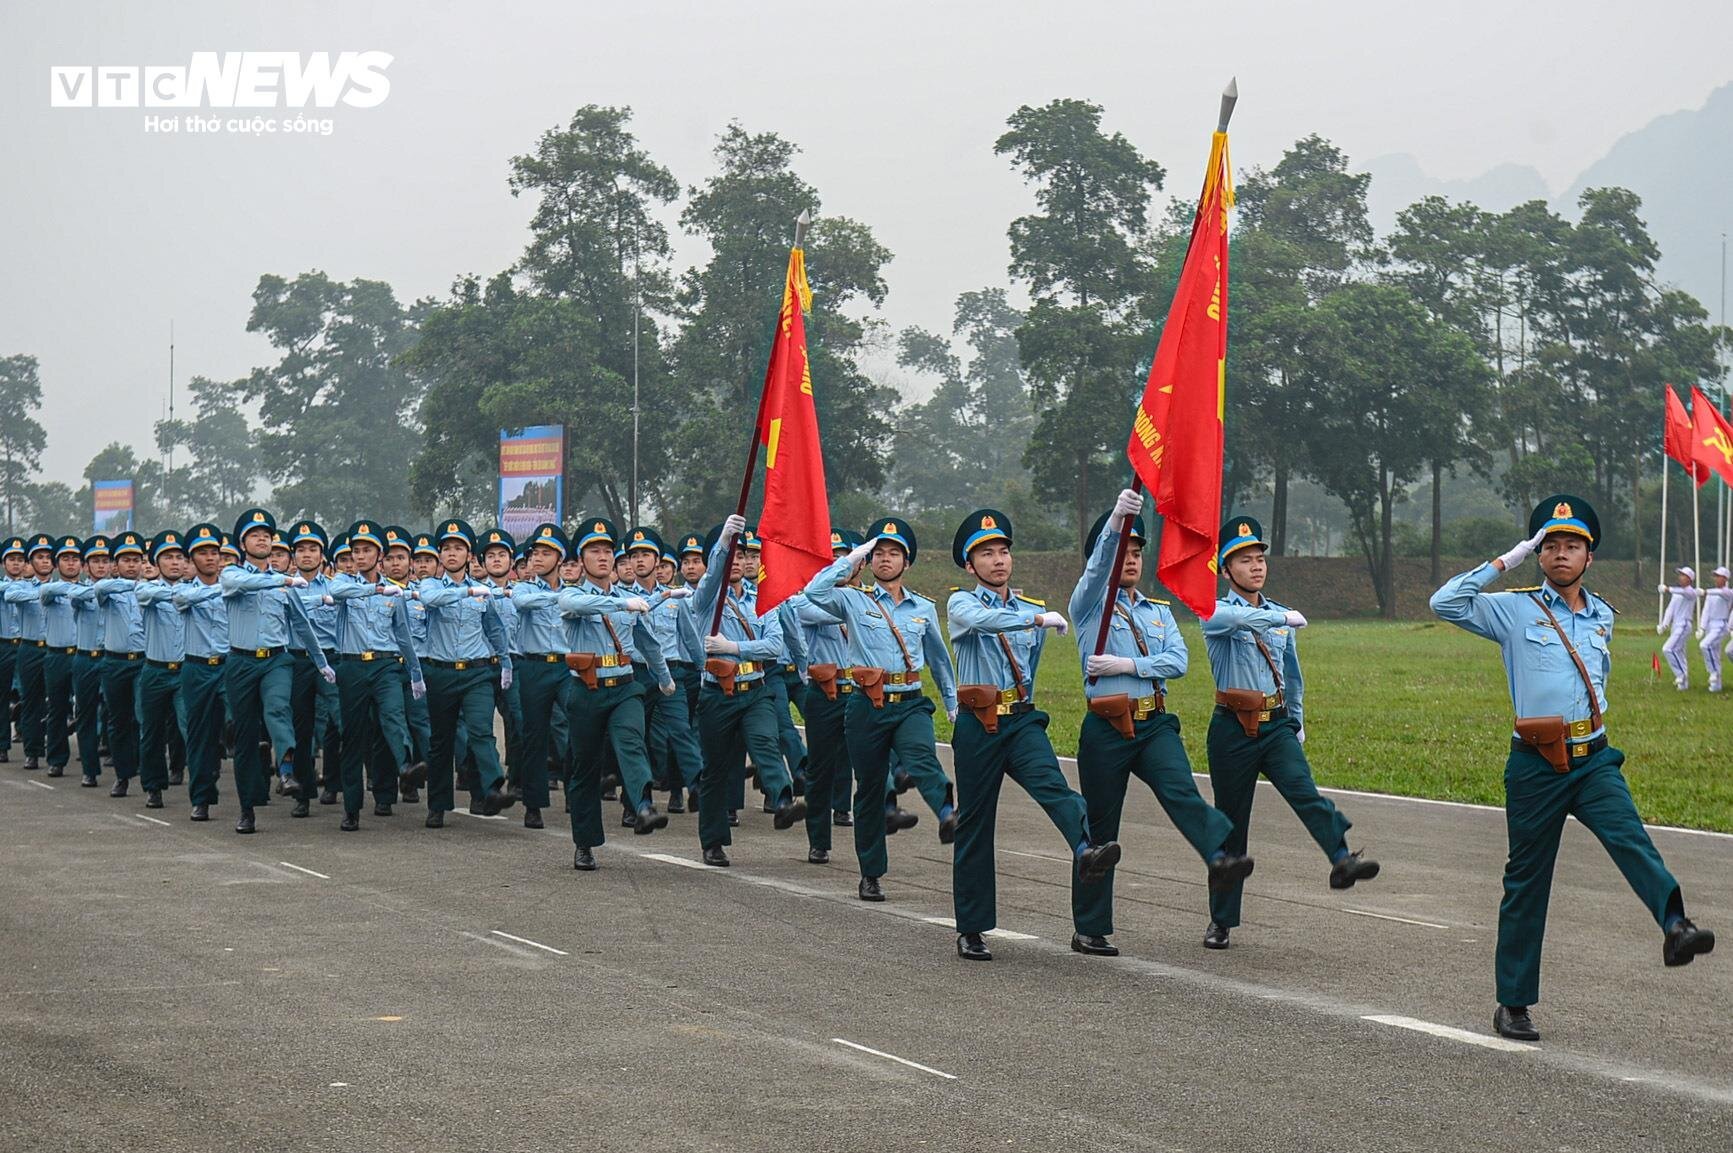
xmin=1431 ymin=495 xmax=1715 ymax=1042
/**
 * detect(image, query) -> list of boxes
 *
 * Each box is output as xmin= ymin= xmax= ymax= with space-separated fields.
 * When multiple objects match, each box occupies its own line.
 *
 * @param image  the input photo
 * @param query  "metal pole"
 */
xmin=167 ymin=319 xmax=175 ymax=517
xmin=631 ymin=216 xmax=640 ymax=528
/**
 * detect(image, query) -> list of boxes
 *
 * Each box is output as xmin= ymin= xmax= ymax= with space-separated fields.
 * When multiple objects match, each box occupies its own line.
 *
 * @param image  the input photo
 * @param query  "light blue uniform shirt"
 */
xmin=1068 ymin=525 xmax=1188 ymax=701
xmin=506 ymin=577 xmax=568 ymax=655
xmin=694 ymin=543 xmax=786 ymax=688
xmin=68 ymin=583 xmax=104 ymax=651
xmin=0 ymin=579 xmax=17 ymax=641
xmin=173 ymin=580 xmax=229 ymax=659
xmin=488 ymin=581 xmax=520 ymax=653
xmin=557 ymin=581 xmax=671 ymax=685
xmin=39 ymin=580 xmax=80 ymax=648
xmin=5 ymin=578 xmax=47 ymax=642
xmin=637 ymin=582 xmax=702 ymax=665
xmin=1201 ymin=589 xmax=1305 ymax=731
xmin=402 ymin=582 xmax=429 ymax=653
xmin=137 ymin=580 xmax=189 ymax=662
xmin=329 ymin=574 xmax=422 ymax=678
xmin=412 ymin=574 xmax=513 ymax=668
xmin=805 ymin=555 xmax=957 ymax=710
xmin=947 ymin=585 xmax=1043 ymax=705
xmin=221 ymin=562 xmax=325 ymax=661
xmin=792 ymin=590 xmax=851 ymax=674
xmin=1430 ymin=563 xmax=1613 ymax=740
xmin=93 ymin=579 xmax=147 ymax=653
xmin=293 ymin=572 xmax=340 ymax=653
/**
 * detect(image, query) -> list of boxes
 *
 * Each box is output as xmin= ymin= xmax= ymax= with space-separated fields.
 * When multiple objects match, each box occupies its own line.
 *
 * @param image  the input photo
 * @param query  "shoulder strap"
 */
xmin=1250 ymin=630 xmax=1284 ymax=693
xmin=1112 ymin=597 xmax=1150 ymax=658
xmin=864 ymin=591 xmax=916 ymax=672
xmin=1528 ymin=594 xmax=1603 ymax=729
xmin=725 ymin=595 xmax=757 ymax=641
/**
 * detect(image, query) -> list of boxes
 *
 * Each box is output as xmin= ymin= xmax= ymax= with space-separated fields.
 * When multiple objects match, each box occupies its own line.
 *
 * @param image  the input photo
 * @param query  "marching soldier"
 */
xmin=946 ymin=509 xmax=1116 ymax=960
xmin=219 ymin=509 xmax=335 ymax=832
xmin=646 ymin=536 xmax=704 ymax=812
xmin=1657 ymin=566 xmax=1699 ymax=691
xmin=38 ymin=535 xmax=86 ymax=778
xmin=328 ymin=520 xmax=424 ymax=831
xmin=333 ymin=534 xmax=357 ymax=577
xmin=405 ymin=519 xmax=516 ymax=826
xmin=171 ymin=526 xmax=228 ymax=821
xmin=0 ymin=537 xmax=25 ymax=764
xmin=92 ymin=532 xmax=149 ymax=797
xmin=790 ymin=528 xmax=862 ymax=864
xmin=1067 ymin=493 xmax=1253 ymax=956
xmin=66 ymin=536 xmax=111 ymax=788
xmin=803 ymin=517 xmax=959 ymax=900
xmin=1202 ymin=517 xmax=1378 ymax=951
xmin=478 ymin=528 xmax=524 ymax=800
xmin=740 ymin=529 xmax=810 ymax=802
xmin=380 ymin=526 xmax=428 ymax=801
xmin=1700 ymin=566 xmax=1733 ymax=692
xmin=410 ymin=533 xmax=438 ymax=581
xmin=691 ymin=515 xmax=806 ymax=867
xmin=1432 ymin=495 xmax=1715 ymax=1041
xmin=4 ymin=534 xmax=54 ymax=771
xmin=498 ymin=523 xmax=570 ymax=830
xmin=287 ymin=521 xmax=341 ymax=807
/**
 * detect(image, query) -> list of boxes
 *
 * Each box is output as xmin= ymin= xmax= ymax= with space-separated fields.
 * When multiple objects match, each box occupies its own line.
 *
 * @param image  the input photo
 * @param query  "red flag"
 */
xmin=1665 ymin=384 xmax=1709 ymax=485
xmin=1690 ymin=386 xmax=1733 ymax=487
xmin=754 ymin=245 xmax=832 ymax=613
xmin=1126 ymin=130 xmax=1232 ymax=618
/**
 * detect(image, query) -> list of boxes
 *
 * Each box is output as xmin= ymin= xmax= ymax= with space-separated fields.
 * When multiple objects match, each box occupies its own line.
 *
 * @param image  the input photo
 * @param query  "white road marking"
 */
xmin=1362 ymin=1014 xmax=1537 ymax=1053
xmin=277 ymin=862 xmax=330 ymax=880
xmin=134 ymin=814 xmax=171 ymax=827
xmin=640 ymin=852 xmax=713 ymax=870
xmin=1341 ymin=907 xmax=1448 ymax=929
xmin=329 ymin=1082 xmax=349 ymax=1088
xmin=451 ymin=808 xmax=508 ymax=821
xmin=461 ymin=930 xmax=537 ymax=959
xmin=920 ymin=916 xmax=1038 ymax=940
xmin=490 ymin=930 xmax=568 ymax=956
xmin=29 ymin=780 xmax=53 ymax=790
xmin=831 ymin=1038 xmax=958 ymax=1080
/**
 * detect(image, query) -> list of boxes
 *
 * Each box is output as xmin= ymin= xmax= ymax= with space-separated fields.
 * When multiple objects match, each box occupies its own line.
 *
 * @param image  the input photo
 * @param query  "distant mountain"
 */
xmin=1560 ymin=82 xmax=1733 ymax=319
xmin=1363 ymin=153 xmax=1551 ymax=236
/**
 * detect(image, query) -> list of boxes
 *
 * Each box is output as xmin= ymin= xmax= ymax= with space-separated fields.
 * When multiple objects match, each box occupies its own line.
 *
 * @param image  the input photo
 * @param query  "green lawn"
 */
xmin=926 ymin=620 xmax=1733 ymax=833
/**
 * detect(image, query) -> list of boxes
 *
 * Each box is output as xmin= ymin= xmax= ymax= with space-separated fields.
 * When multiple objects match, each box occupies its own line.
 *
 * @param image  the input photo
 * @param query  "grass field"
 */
xmin=923 ymin=620 xmax=1733 ymax=833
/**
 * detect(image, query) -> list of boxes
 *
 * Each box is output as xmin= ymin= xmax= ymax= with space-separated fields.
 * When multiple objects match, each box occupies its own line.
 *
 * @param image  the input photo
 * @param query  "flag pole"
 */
xmin=1694 ymin=471 xmax=1703 ymax=629
xmin=1087 ymin=78 xmax=1237 ymax=683
xmin=710 ymin=209 xmax=811 ymax=635
xmin=1659 ymin=441 xmax=1669 ymax=626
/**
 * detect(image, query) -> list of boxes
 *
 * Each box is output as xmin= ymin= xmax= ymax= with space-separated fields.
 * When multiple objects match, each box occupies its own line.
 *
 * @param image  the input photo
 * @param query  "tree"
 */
xmin=23 ymin=482 xmax=79 ymax=536
xmin=154 ymin=375 xmax=260 ymax=528
xmin=996 ymin=98 xmax=1165 ymax=545
xmin=0 ymin=355 xmax=47 ymax=535
xmin=237 ymin=271 xmax=423 ymax=526
xmin=668 ymin=123 xmax=895 ymax=529
xmin=74 ymin=442 xmax=166 ymax=532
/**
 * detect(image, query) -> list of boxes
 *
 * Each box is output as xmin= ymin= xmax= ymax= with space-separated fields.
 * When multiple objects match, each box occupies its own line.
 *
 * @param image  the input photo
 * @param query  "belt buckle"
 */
xmin=1264 ymin=693 xmax=1280 ymax=709
xmin=545 ymin=653 xmax=560 ymax=662
xmin=600 ymin=654 xmax=621 ymax=667
xmin=1571 ymin=742 xmax=1590 ymax=759
xmin=169 ymin=662 xmax=181 ymax=671
xmin=1568 ymin=718 xmax=1592 ymax=739
xmin=998 ymin=687 xmax=1018 ymax=704
xmin=255 ymin=647 xmax=269 ymax=659
xmin=1256 ymin=709 xmax=1272 ymax=722
xmin=206 ymin=657 xmax=221 ymax=666
xmin=994 ymin=702 xmax=1015 ymax=716
xmin=838 ymin=683 xmax=853 ymax=694
xmin=738 ymin=661 xmax=756 ymax=675
xmin=360 ymin=651 xmax=375 ymax=662
xmin=1133 ymin=695 xmax=1156 ymax=720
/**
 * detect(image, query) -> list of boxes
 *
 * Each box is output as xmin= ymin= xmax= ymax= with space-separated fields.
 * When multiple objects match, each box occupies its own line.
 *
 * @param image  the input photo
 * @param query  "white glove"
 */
xmin=1037 ymin=612 xmax=1069 ymax=636
xmin=1112 ymin=488 xmax=1143 ymax=524
xmin=467 ymin=585 xmax=492 ymax=598
xmin=660 ymin=680 xmax=676 ymax=696
xmin=1657 ymin=623 xmax=1668 ymax=635
xmin=1658 ymin=584 xmax=1670 ymax=595
xmin=499 ymin=665 xmax=512 ymax=691
xmin=622 ymin=597 xmax=651 ymax=614
xmin=376 ymin=583 xmax=400 ymax=598
xmin=1496 ymin=529 xmax=1546 ymax=572
xmin=663 ymin=586 xmax=691 ymax=600
xmin=946 ymin=707 xmax=958 ymax=723
xmin=704 ymin=634 xmax=739 ymax=656
xmin=1697 ymin=627 xmax=1706 ymax=639
xmin=1296 ymin=727 xmax=1306 ymax=745
xmin=319 ymin=665 xmax=337 ymax=685
xmin=321 ymin=595 xmax=335 ymax=606
xmin=722 ymin=514 xmax=747 ymax=542
xmin=1086 ymin=654 xmax=1137 ymax=677
xmin=845 ymin=540 xmax=875 ymax=567
xmin=1285 ymin=610 xmax=1308 ymax=629
xmin=286 ymin=574 xmax=309 ymax=589
xmin=410 ymin=678 xmax=426 ymax=701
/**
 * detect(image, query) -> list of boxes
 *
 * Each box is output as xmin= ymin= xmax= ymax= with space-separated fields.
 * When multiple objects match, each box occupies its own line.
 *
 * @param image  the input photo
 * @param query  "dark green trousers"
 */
xmin=44 ymin=649 xmax=74 ymax=769
xmin=178 ymin=661 xmax=224 ymax=805
xmin=801 ymin=683 xmax=853 ymax=851
xmin=101 ymin=656 xmax=142 ymax=781
xmin=289 ymin=651 xmax=334 ymax=800
xmin=72 ymin=652 xmax=104 ymax=777
xmin=403 ymin=673 xmax=430 ymax=766
xmin=495 ymin=672 xmax=524 ymax=788
xmin=425 ymin=663 xmax=502 ymax=815
xmin=844 ymin=691 xmax=953 ymax=878
xmin=338 ymin=657 xmax=411 ymax=816
xmin=1498 ymin=742 xmax=1682 ymax=1007
xmin=226 ymin=651 xmax=296 ymax=810
xmin=133 ymin=663 xmax=182 ymax=794
xmin=565 ymin=676 xmax=650 ymax=848
xmin=951 ymin=708 xmax=1089 ymax=935
xmin=1074 ymin=711 xmax=1233 ymax=937
xmin=650 ymin=662 xmax=703 ymax=792
xmin=696 ymin=680 xmax=792 ymax=850
xmin=1206 ymin=711 xmax=1351 ymax=929
xmin=767 ymin=665 xmax=808 ymax=783
xmin=16 ymin=643 xmax=46 ymax=757
xmin=512 ymin=656 xmax=566 ymax=812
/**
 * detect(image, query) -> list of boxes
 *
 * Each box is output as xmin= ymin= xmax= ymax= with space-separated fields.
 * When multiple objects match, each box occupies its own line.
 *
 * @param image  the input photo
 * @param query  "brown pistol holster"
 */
xmin=564 ymin=652 xmax=599 ymax=690
xmin=1216 ymin=688 xmax=1272 ymax=739
xmin=1514 ymin=715 xmax=1570 ymax=773
xmin=957 ymin=684 xmax=1002 ymax=734
xmin=808 ymin=663 xmax=840 ymax=701
xmin=1088 ymin=693 xmax=1137 ymax=740
xmin=704 ymin=658 xmax=738 ymax=695
xmin=853 ymin=666 xmax=887 ymax=709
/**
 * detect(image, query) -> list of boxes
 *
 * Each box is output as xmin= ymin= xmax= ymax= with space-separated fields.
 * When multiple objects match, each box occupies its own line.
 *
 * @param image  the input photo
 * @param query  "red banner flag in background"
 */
xmin=1690 ymin=385 xmax=1733 ymax=487
xmin=1664 ymin=384 xmax=1709 ymax=485
xmin=1125 ymin=130 xmax=1232 ymax=619
xmin=753 ymin=245 xmax=832 ymax=613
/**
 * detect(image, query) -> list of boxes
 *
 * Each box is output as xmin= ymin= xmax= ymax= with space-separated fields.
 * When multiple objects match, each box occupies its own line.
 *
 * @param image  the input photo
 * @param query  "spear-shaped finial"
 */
xmin=1218 ymin=77 xmax=1238 ymax=133
xmin=794 ymin=209 xmax=813 ymax=248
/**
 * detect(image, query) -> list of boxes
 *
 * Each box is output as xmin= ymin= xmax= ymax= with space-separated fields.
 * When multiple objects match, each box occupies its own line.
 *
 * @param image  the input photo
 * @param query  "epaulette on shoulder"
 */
xmin=1505 ymin=585 xmax=1543 ymax=593
xmin=1018 ymin=595 xmax=1046 ymax=607
xmin=1590 ymin=590 xmax=1620 ymax=615
xmin=1148 ymin=596 xmax=1171 ymax=606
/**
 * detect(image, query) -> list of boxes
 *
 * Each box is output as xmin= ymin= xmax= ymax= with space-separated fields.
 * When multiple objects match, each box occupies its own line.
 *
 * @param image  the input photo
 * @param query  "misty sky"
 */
xmin=3 ymin=1 xmax=1730 ymax=489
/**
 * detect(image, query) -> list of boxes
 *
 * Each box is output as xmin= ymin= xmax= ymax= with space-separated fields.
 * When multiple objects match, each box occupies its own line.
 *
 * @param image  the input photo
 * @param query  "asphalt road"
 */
xmin=2 ymin=737 xmax=1729 ymax=1153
